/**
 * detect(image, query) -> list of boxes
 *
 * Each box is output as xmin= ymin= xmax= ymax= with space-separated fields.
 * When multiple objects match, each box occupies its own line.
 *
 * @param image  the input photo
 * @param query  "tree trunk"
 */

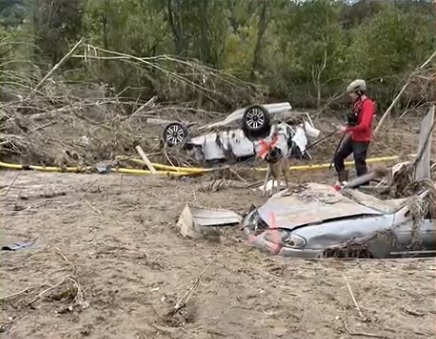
xmin=199 ymin=0 xmax=210 ymax=64
xmin=167 ymin=0 xmax=185 ymax=56
xmin=251 ymin=2 xmax=267 ymax=81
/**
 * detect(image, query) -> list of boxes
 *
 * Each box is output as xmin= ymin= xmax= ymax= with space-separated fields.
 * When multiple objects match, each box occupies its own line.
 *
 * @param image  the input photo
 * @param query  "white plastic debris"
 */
xmin=177 ymin=204 xmax=241 ymax=238
xmin=257 ymin=179 xmax=287 ymax=193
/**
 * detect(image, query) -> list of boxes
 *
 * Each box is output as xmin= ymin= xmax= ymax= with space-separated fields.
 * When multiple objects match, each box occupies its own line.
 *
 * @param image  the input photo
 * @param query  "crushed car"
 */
xmin=242 ymin=105 xmax=435 ymax=259
xmin=242 ymin=180 xmax=433 ymax=259
xmin=161 ymin=103 xmax=321 ymax=163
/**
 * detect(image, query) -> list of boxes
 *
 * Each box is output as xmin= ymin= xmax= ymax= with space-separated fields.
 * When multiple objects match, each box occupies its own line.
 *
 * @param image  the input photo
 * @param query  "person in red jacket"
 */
xmin=334 ymin=79 xmax=376 ymax=183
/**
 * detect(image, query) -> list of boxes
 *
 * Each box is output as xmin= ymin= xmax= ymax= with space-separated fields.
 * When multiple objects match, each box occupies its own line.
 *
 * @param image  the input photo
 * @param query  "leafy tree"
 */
xmin=30 ymin=0 xmax=83 ymax=65
xmin=0 ymin=0 xmax=434 ymax=109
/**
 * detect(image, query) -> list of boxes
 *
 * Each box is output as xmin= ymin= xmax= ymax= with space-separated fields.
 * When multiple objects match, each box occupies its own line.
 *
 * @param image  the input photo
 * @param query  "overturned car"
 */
xmin=242 ymin=106 xmax=435 ymax=259
xmin=162 ymin=103 xmax=320 ymax=163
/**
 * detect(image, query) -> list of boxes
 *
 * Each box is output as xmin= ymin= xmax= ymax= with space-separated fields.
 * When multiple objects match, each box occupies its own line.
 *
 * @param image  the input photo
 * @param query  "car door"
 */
xmin=391 ymin=207 xmax=436 ymax=257
xmin=420 ymin=207 xmax=436 ymax=250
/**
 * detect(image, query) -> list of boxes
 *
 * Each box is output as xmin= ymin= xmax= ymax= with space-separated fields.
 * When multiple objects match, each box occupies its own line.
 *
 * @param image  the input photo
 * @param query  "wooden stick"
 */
xmin=343 ymin=273 xmax=367 ymax=321
xmin=30 ymin=38 xmax=84 ymax=96
xmin=173 ymin=255 xmax=216 ymax=313
xmin=3 ymin=172 xmax=20 ymax=196
xmin=27 ymin=278 xmax=67 ymax=305
xmin=0 ymin=285 xmax=43 ymax=301
xmin=374 ymin=50 xmax=436 ymax=135
xmin=342 ymin=318 xmax=387 ymax=338
xmin=135 ymin=145 xmax=157 ymax=175
xmin=131 ymin=95 xmax=158 ymax=117
xmin=413 ymin=110 xmax=436 ymax=167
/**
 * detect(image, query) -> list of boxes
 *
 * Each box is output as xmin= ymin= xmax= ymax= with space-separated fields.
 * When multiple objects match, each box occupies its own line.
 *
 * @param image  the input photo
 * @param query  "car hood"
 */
xmin=258 ymin=183 xmax=383 ymax=230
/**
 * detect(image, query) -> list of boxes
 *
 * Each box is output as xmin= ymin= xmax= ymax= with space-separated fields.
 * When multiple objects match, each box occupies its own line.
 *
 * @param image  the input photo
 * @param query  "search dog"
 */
xmin=263 ymin=146 xmax=290 ymax=196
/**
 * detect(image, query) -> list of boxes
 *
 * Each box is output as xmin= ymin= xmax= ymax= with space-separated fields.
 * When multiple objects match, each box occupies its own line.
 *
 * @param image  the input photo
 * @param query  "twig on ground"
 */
xmin=400 ymin=307 xmax=425 ymax=317
xmin=3 ymin=172 xmax=20 ymax=196
xmin=172 ymin=254 xmax=216 ymax=314
xmin=78 ymin=179 xmax=99 ymax=201
xmin=342 ymin=273 xmax=367 ymax=321
xmin=85 ymin=199 xmax=102 ymax=214
xmin=151 ymin=254 xmax=163 ymax=263
xmin=119 ymin=174 xmax=124 ymax=194
xmin=0 ymin=285 xmax=44 ymax=301
xmin=53 ymin=247 xmax=86 ymax=308
xmin=55 ymin=246 xmax=71 ymax=265
xmin=54 ymin=246 xmax=79 ymax=275
xmin=230 ymin=168 xmax=248 ymax=183
xmin=342 ymin=317 xmax=389 ymax=338
xmin=27 ymin=277 xmax=67 ymax=305
xmin=67 ymin=276 xmax=86 ymax=307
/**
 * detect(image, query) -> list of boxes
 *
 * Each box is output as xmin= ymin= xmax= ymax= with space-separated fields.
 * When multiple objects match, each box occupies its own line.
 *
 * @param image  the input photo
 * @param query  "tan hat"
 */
xmin=347 ymin=79 xmax=366 ymax=93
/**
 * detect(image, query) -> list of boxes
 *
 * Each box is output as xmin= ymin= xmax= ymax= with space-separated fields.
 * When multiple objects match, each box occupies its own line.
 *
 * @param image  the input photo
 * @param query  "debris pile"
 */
xmin=384 ymin=162 xmax=433 ymax=198
xmin=0 ymin=42 xmax=263 ymax=168
xmin=0 ymin=92 xmax=157 ymax=167
xmin=0 ymin=84 xmax=249 ymax=169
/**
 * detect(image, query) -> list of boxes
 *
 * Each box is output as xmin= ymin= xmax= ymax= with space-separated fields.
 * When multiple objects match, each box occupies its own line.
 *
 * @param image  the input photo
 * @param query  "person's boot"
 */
xmin=338 ymin=169 xmax=349 ymax=183
xmin=333 ymin=170 xmax=349 ymax=191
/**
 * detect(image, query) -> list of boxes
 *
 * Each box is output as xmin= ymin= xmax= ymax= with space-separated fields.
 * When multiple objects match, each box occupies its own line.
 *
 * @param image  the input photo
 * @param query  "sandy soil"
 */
xmin=1 ymin=167 xmax=434 ymax=339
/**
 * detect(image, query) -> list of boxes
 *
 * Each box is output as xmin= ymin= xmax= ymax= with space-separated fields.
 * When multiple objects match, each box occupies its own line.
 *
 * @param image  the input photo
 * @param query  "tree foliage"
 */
xmin=1 ymin=0 xmax=435 ymax=109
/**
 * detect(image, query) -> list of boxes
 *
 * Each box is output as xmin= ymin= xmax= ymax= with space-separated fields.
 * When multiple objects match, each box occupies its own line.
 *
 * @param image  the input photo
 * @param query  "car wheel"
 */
xmin=241 ymin=105 xmax=271 ymax=140
xmin=163 ymin=122 xmax=189 ymax=147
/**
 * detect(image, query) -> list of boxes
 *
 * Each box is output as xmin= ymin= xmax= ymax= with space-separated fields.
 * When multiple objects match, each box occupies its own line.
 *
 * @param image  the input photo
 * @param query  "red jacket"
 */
xmin=346 ymin=96 xmax=376 ymax=142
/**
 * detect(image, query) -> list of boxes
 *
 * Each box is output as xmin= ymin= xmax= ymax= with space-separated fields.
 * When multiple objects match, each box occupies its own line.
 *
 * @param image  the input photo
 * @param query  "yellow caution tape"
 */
xmin=0 ymin=153 xmax=416 ymax=176
xmin=0 ymin=161 xmax=193 ymax=177
xmin=126 ymin=154 xmax=417 ymax=173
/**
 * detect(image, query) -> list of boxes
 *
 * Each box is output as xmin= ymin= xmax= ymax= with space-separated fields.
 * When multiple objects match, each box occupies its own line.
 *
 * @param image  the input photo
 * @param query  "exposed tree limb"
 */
xmin=29 ymin=38 xmax=85 ymax=97
xmin=374 ymin=50 xmax=436 ymax=135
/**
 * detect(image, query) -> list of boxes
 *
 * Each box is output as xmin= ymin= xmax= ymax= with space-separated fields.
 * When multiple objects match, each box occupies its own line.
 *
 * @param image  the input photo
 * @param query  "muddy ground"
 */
xmin=1 ymin=168 xmax=434 ymax=339
xmin=1 ymin=114 xmax=434 ymax=339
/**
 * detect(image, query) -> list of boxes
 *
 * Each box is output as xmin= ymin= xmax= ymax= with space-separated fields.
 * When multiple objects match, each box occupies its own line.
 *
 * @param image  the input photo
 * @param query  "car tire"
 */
xmin=163 ymin=122 xmax=189 ymax=147
xmin=241 ymin=105 xmax=271 ymax=140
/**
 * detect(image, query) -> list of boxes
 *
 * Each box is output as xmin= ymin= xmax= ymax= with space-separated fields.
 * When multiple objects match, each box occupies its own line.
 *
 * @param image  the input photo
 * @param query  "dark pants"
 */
xmin=334 ymin=136 xmax=369 ymax=178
